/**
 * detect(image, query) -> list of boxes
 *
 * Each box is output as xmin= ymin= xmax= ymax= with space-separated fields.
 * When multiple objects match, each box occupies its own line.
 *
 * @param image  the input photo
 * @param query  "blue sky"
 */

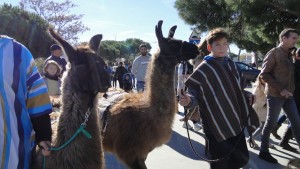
xmin=2 ymin=0 xmax=241 ymax=54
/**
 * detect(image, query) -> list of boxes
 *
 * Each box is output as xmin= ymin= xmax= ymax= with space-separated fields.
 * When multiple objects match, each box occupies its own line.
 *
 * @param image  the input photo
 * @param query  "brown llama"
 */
xmin=98 ymin=20 xmax=200 ymax=169
xmin=32 ymin=28 xmax=111 ymax=169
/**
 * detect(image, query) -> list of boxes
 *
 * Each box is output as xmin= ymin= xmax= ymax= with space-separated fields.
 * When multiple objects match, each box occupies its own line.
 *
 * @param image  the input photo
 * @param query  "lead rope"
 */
xmin=184 ymin=119 xmax=247 ymax=162
xmin=42 ymin=108 xmax=92 ymax=169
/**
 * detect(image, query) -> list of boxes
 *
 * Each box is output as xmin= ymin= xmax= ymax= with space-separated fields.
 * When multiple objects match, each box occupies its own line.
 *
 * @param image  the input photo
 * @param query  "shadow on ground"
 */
xmin=166 ymin=130 xmax=206 ymax=160
xmin=105 ymin=129 xmax=206 ymax=169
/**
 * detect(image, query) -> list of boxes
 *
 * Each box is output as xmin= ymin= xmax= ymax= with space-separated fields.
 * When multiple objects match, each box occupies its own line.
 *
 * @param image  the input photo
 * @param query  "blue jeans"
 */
xmin=260 ymin=95 xmax=300 ymax=152
xmin=136 ymin=81 xmax=145 ymax=92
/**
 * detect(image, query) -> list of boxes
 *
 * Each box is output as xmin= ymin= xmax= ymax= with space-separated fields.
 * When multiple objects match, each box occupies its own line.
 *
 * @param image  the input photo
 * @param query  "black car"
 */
xmin=235 ymin=61 xmax=260 ymax=83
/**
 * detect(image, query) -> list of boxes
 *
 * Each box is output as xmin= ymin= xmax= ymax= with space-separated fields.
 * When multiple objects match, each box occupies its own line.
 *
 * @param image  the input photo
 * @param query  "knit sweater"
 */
xmin=252 ymin=81 xmax=267 ymax=122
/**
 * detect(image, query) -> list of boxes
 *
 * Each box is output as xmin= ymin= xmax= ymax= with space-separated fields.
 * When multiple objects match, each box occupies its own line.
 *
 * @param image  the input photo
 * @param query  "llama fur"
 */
xmin=98 ymin=20 xmax=200 ymax=169
xmin=32 ymin=28 xmax=110 ymax=169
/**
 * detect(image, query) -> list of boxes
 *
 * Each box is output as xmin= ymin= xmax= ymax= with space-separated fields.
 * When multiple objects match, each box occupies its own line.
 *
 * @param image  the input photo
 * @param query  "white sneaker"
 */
xmin=182 ymin=122 xmax=193 ymax=129
xmin=194 ymin=123 xmax=202 ymax=131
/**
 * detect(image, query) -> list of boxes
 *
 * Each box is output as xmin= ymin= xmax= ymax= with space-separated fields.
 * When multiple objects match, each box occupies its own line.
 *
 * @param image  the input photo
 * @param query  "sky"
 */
xmin=2 ymin=0 xmax=242 ymax=54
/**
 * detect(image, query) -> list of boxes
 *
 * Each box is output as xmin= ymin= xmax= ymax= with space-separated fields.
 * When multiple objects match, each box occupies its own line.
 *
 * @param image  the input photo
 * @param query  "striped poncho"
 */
xmin=0 ymin=37 xmax=52 ymax=169
xmin=185 ymin=56 xmax=259 ymax=142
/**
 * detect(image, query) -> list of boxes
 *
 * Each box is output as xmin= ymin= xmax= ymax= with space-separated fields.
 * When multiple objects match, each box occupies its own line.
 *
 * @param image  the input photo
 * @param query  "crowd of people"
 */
xmin=109 ymin=44 xmax=151 ymax=93
xmin=177 ymin=28 xmax=300 ymax=168
xmin=1 ymin=27 xmax=300 ymax=169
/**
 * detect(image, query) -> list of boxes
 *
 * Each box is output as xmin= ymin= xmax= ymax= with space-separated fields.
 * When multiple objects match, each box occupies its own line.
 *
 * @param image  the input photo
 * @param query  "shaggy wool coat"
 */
xmin=252 ymin=80 xmax=267 ymax=122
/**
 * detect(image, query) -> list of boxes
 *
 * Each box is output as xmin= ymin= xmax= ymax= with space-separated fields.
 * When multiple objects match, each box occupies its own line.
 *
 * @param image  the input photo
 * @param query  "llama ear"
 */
xmin=168 ymin=25 xmax=177 ymax=38
xmin=89 ymin=34 xmax=103 ymax=52
xmin=155 ymin=20 xmax=164 ymax=42
xmin=49 ymin=28 xmax=76 ymax=63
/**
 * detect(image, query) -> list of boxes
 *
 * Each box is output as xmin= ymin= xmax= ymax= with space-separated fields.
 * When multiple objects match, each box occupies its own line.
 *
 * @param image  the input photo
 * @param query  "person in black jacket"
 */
xmin=293 ymin=47 xmax=300 ymax=118
xmin=114 ymin=62 xmax=128 ymax=89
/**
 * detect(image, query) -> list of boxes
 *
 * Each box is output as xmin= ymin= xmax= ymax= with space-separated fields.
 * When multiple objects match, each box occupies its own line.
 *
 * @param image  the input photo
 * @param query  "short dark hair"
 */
xmin=206 ymin=28 xmax=229 ymax=45
xmin=139 ymin=44 xmax=147 ymax=49
xmin=279 ymin=28 xmax=299 ymax=42
xmin=50 ymin=44 xmax=62 ymax=51
xmin=197 ymin=40 xmax=209 ymax=56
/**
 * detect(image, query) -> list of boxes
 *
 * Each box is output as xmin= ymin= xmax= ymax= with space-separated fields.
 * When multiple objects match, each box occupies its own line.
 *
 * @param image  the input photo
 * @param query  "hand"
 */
xmin=38 ymin=141 xmax=51 ymax=156
xmin=178 ymin=89 xmax=191 ymax=107
xmin=280 ymin=89 xmax=293 ymax=98
xmin=179 ymin=117 xmax=188 ymax=122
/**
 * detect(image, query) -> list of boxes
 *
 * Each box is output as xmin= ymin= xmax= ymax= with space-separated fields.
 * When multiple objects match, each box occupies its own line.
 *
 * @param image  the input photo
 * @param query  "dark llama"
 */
xmin=32 ymin=28 xmax=110 ymax=169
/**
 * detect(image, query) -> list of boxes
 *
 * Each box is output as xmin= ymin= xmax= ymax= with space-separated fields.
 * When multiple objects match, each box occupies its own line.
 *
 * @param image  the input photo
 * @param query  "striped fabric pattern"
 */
xmin=0 ymin=37 xmax=52 ymax=169
xmin=186 ymin=57 xmax=253 ymax=142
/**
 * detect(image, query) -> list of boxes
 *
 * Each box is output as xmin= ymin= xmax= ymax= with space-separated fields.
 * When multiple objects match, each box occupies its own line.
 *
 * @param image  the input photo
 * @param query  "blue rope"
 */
xmin=42 ymin=125 xmax=92 ymax=169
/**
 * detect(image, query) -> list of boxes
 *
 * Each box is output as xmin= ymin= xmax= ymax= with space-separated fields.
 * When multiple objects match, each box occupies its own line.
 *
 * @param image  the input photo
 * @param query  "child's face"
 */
xmin=46 ymin=64 xmax=58 ymax=76
xmin=208 ymin=37 xmax=229 ymax=58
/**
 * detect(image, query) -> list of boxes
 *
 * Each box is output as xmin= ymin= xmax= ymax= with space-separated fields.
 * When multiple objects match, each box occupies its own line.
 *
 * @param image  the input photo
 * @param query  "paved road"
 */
xmin=104 ymin=85 xmax=300 ymax=169
xmin=104 ymin=102 xmax=300 ymax=169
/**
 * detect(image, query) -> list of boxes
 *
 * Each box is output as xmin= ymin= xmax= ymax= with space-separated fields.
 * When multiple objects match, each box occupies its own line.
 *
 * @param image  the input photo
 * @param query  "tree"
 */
xmin=19 ymin=0 xmax=89 ymax=44
xmin=0 ymin=4 xmax=53 ymax=58
xmin=99 ymin=39 xmax=151 ymax=63
xmin=175 ymin=0 xmax=300 ymax=56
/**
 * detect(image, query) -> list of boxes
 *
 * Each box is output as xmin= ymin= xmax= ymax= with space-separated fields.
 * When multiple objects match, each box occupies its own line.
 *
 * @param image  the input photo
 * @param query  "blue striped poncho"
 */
xmin=0 ymin=37 xmax=52 ymax=169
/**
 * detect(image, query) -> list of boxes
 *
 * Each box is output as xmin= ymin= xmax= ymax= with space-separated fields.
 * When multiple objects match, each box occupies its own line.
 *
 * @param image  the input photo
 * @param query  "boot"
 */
xmin=279 ymin=127 xmax=297 ymax=153
xmin=259 ymin=151 xmax=278 ymax=163
xmin=271 ymin=124 xmax=281 ymax=140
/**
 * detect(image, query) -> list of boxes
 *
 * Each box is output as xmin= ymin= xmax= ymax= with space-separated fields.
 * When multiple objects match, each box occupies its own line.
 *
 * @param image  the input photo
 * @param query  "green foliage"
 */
xmin=35 ymin=57 xmax=45 ymax=74
xmin=175 ymin=0 xmax=300 ymax=55
xmin=0 ymin=4 xmax=53 ymax=58
xmin=99 ymin=38 xmax=152 ymax=63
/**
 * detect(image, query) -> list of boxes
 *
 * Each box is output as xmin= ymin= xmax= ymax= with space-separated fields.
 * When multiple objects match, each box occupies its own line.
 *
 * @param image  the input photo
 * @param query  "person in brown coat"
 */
xmin=259 ymin=28 xmax=300 ymax=163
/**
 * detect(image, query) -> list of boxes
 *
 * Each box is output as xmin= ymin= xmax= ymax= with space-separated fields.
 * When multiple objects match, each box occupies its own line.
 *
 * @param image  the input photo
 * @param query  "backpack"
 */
xmin=122 ymin=73 xmax=134 ymax=91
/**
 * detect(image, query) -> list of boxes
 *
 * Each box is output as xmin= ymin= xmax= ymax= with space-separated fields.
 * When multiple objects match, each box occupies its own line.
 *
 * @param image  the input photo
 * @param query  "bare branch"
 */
xmin=19 ymin=0 xmax=89 ymax=44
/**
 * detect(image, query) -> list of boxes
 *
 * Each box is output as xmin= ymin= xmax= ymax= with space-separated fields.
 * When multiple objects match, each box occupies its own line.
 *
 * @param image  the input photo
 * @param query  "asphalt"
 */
xmin=104 ymin=89 xmax=300 ymax=169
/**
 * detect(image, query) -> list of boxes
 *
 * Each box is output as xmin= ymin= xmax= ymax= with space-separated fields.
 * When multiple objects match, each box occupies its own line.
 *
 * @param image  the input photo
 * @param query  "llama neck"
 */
xmin=147 ymin=56 xmax=176 ymax=108
xmin=62 ymin=92 xmax=90 ymax=116
xmin=57 ymin=75 xmax=97 ymax=140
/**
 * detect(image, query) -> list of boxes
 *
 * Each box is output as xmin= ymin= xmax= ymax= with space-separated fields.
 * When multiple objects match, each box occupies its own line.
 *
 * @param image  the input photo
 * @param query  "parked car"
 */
xmin=235 ymin=61 xmax=260 ymax=83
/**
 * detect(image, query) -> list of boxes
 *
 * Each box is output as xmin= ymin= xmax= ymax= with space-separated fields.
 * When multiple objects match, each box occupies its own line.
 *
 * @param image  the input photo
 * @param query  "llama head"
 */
xmin=155 ymin=20 xmax=200 ymax=62
xmin=49 ymin=28 xmax=110 ymax=94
